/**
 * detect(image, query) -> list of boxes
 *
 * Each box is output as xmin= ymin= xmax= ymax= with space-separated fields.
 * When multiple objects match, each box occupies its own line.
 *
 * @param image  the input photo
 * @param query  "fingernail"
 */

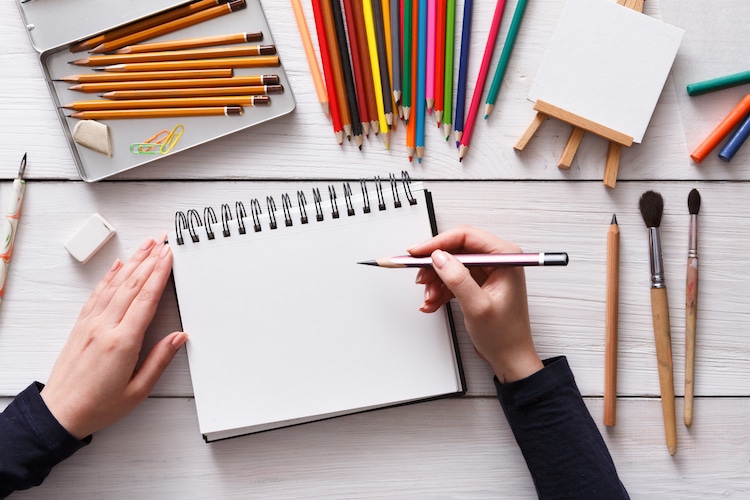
xmin=415 ymin=269 xmax=425 ymax=284
xmin=159 ymin=232 xmax=168 ymax=245
xmin=160 ymin=242 xmax=171 ymax=259
xmin=431 ymin=250 xmax=448 ymax=269
xmin=424 ymin=285 xmax=431 ymax=302
xmin=171 ymin=332 xmax=188 ymax=349
xmin=109 ymin=258 xmax=122 ymax=273
xmin=140 ymin=237 xmax=155 ymax=251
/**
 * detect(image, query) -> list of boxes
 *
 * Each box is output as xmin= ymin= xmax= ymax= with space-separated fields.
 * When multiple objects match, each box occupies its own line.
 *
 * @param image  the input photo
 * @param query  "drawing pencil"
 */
xmin=458 ymin=0 xmax=508 ymax=161
xmin=351 ymin=0 xmax=381 ymax=135
xmin=90 ymin=0 xmax=247 ymax=54
xmin=113 ymin=31 xmax=263 ymax=54
xmin=718 ymin=111 xmax=750 ymax=162
xmin=68 ymin=106 xmax=244 ymax=120
xmin=434 ymin=0 xmax=447 ymax=127
xmin=101 ymin=85 xmax=282 ymax=100
xmin=329 ymin=0 xmax=363 ymax=147
xmin=604 ymin=214 xmax=620 ymax=427
xmin=72 ymin=45 xmax=277 ymax=66
xmin=415 ymin=0 xmax=428 ymax=162
xmin=690 ymin=93 xmax=750 ymax=163
xmin=100 ymin=56 xmax=280 ymax=72
xmin=57 ymin=69 xmax=234 ymax=84
xmin=372 ymin=0 xmax=395 ymax=127
xmin=401 ymin=0 xmax=414 ymax=123
xmin=342 ymin=0 xmax=373 ymax=136
xmin=390 ymin=0 xmax=403 ymax=108
xmin=358 ymin=252 xmax=569 ymax=268
xmin=453 ymin=0 xmax=473 ymax=147
xmin=425 ymin=0 xmax=437 ymax=113
xmin=442 ymin=0 xmax=456 ymax=140
xmin=639 ymin=190 xmax=677 ymax=456
xmin=291 ymin=0 xmax=329 ymax=119
xmin=687 ymin=69 xmax=750 ymax=96
xmin=685 ymin=189 xmax=701 ymax=427
xmin=70 ymin=0 xmax=233 ymax=52
xmin=312 ymin=0 xmax=344 ymax=144
xmin=364 ymin=0 xmax=390 ymax=143
xmin=62 ymin=95 xmax=270 ymax=111
xmin=69 ymin=75 xmax=278 ymax=93
xmin=485 ymin=0 xmax=528 ymax=119
xmin=0 ymin=154 xmax=27 ymax=309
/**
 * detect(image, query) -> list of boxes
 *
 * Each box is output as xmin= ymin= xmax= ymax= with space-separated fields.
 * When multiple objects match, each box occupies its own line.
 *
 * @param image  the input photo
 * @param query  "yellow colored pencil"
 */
xmin=102 ymin=85 xmax=283 ymax=100
xmin=62 ymin=95 xmax=271 ymax=111
xmin=72 ymin=45 xmax=277 ymax=66
xmin=113 ymin=32 xmax=263 ymax=54
xmin=102 ymin=56 xmax=280 ymax=72
xmin=68 ymin=106 xmax=244 ymax=120
xmin=362 ymin=0 xmax=390 ymax=142
xmin=69 ymin=75 xmax=280 ymax=93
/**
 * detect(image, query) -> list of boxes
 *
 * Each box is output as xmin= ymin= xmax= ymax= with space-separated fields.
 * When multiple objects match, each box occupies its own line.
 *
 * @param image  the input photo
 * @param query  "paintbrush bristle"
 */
xmin=639 ymin=190 xmax=664 ymax=228
xmin=688 ymin=188 xmax=701 ymax=215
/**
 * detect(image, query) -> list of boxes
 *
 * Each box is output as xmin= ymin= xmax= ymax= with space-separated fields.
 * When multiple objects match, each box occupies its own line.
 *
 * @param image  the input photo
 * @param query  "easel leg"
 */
xmin=558 ymin=127 xmax=585 ymax=169
xmin=514 ymin=112 xmax=547 ymax=151
xmin=603 ymin=142 xmax=621 ymax=188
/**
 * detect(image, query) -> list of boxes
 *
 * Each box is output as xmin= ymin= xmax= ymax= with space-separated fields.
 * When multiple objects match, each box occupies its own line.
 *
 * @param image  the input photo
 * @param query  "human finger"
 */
xmin=409 ymin=225 xmax=520 ymax=257
xmin=78 ymin=258 xmax=122 ymax=320
xmin=429 ymin=250 xmax=490 ymax=318
xmin=127 ymin=331 xmax=187 ymax=404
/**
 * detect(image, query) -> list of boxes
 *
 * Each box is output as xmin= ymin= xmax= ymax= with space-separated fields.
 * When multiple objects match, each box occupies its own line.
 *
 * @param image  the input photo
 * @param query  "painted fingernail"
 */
xmin=431 ymin=250 xmax=448 ymax=269
xmin=140 ymin=237 xmax=155 ymax=251
xmin=160 ymin=242 xmax=171 ymax=259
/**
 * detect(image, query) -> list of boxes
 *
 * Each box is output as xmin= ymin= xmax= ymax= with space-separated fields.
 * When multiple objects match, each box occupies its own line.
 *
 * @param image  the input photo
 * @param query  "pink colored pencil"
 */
xmin=425 ymin=0 xmax=437 ymax=113
xmin=458 ymin=0 xmax=507 ymax=161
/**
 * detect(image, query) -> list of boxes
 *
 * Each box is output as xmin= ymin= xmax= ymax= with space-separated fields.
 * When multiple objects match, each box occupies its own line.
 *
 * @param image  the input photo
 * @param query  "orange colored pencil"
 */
xmin=73 ymin=45 xmax=277 ymax=66
xmin=57 ymin=69 xmax=234 ymax=84
xmin=70 ymin=0 xmax=233 ymax=52
xmin=351 ymin=0 xmax=380 ymax=135
xmin=311 ymin=0 xmax=344 ymax=144
xmin=690 ymin=93 xmax=750 ymax=163
xmin=69 ymin=75 xmax=279 ymax=93
xmin=69 ymin=106 xmax=244 ymax=120
xmin=102 ymin=85 xmax=283 ymax=100
xmin=321 ymin=0 xmax=353 ymax=140
xmin=342 ymin=0 xmax=372 ymax=137
xmin=62 ymin=96 xmax=270 ymax=111
xmin=102 ymin=56 xmax=280 ymax=72
xmin=291 ymin=0 xmax=330 ymax=119
xmin=90 ymin=0 xmax=247 ymax=54
xmin=112 ymin=32 xmax=263 ymax=54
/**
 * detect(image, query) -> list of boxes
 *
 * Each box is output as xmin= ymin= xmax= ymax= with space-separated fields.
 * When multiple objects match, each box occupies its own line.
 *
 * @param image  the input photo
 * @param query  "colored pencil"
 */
xmin=415 ymin=0 xmax=427 ymax=162
xmin=56 ymin=69 xmax=234 ymax=83
xmin=687 ymin=69 xmax=750 ymax=97
xmin=329 ymin=0 xmax=363 ymax=147
xmin=453 ymin=0 xmax=473 ymax=147
xmin=62 ymin=95 xmax=270 ymax=111
xmin=100 ymin=56 xmax=280 ymax=72
xmin=312 ymin=0 xmax=344 ymax=144
xmin=70 ymin=0 xmax=233 ymax=52
xmin=291 ymin=0 xmax=329 ymax=118
xmin=442 ymin=0 xmax=456 ymax=140
xmin=690 ymin=94 xmax=750 ymax=163
xmin=112 ymin=32 xmax=263 ymax=54
xmin=390 ymin=0 xmax=403 ymax=108
xmin=72 ymin=45 xmax=277 ymax=66
xmin=68 ymin=106 xmax=244 ymax=120
xmin=321 ymin=0 xmax=353 ymax=140
xmin=90 ymin=0 xmax=247 ymax=54
xmin=484 ymin=0 xmax=528 ymax=119
xmin=372 ymin=0 xmax=395 ymax=127
xmin=363 ymin=0 xmax=390 ymax=144
xmin=458 ymin=0 xmax=508 ymax=161
xmin=402 ymin=0 xmax=414 ymax=123
xmin=433 ymin=0 xmax=447 ymax=126
xmin=425 ymin=0 xmax=437 ymax=113
xmin=406 ymin=0 xmax=419 ymax=160
xmin=351 ymin=0 xmax=381 ymax=135
xmin=342 ymin=0 xmax=372 ymax=137
xmin=359 ymin=252 xmax=569 ymax=268
xmin=382 ymin=0 xmax=397 ymax=119
xmin=718 ymin=111 xmax=750 ymax=162
xmin=69 ymin=75 xmax=279 ymax=93
xmin=604 ymin=214 xmax=620 ymax=427
xmin=101 ymin=85 xmax=283 ymax=100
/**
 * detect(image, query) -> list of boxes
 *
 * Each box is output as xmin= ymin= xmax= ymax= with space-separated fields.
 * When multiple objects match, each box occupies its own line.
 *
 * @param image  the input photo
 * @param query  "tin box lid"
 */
xmin=16 ymin=0 xmax=184 ymax=52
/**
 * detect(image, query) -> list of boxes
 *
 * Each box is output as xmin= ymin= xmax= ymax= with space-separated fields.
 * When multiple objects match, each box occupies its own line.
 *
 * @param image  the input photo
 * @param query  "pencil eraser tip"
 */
xmin=64 ymin=213 xmax=116 ymax=263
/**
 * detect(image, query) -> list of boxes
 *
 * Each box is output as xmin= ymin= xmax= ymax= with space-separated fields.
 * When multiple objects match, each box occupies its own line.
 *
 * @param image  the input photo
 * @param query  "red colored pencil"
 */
xmin=434 ymin=0 xmax=447 ymax=127
xmin=312 ymin=0 xmax=344 ymax=144
xmin=321 ymin=0 xmax=353 ymax=140
xmin=343 ymin=0 xmax=372 ymax=137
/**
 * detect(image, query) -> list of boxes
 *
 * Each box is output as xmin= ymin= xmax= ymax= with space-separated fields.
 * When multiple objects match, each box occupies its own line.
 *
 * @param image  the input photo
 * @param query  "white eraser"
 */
xmin=65 ymin=213 xmax=116 ymax=263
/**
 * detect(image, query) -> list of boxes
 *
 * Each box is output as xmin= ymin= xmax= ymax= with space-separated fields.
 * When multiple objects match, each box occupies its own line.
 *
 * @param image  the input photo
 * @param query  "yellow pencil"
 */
xmin=112 ymin=32 xmax=263 ymax=54
xmin=102 ymin=85 xmax=283 ymax=100
xmin=102 ymin=56 xmax=280 ymax=72
xmin=68 ymin=106 xmax=244 ymax=120
xmin=362 ymin=0 xmax=390 ymax=142
xmin=73 ymin=45 xmax=277 ymax=66
xmin=56 ymin=69 xmax=234 ymax=83
xmin=62 ymin=95 xmax=271 ymax=111
xmin=69 ymin=75 xmax=280 ymax=93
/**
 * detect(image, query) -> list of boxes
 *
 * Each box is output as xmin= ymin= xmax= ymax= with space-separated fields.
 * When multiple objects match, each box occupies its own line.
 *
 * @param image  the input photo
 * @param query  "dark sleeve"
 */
xmin=495 ymin=356 xmax=629 ymax=499
xmin=0 ymin=382 xmax=91 ymax=498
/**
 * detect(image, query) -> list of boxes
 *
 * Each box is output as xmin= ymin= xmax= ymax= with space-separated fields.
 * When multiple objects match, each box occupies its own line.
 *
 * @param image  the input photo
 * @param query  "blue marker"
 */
xmin=718 ymin=111 xmax=750 ymax=162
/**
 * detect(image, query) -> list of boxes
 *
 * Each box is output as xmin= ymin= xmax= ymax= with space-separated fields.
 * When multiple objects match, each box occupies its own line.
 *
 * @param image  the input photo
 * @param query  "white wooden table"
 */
xmin=1 ymin=0 xmax=749 ymax=497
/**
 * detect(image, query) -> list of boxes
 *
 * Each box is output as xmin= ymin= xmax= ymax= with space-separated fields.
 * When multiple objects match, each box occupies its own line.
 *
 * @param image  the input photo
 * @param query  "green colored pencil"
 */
xmin=484 ymin=0 xmax=529 ymax=119
xmin=442 ymin=0 xmax=456 ymax=139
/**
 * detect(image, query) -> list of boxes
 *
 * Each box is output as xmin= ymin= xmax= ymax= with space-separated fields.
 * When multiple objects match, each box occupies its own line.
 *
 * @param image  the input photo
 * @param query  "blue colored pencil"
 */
xmin=453 ymin=0 xmax=472 ymax=148
xmin=416 ymin=0 xmax=428 ymax=162
xmin=719 ymin=111 xmax=750 ymax=162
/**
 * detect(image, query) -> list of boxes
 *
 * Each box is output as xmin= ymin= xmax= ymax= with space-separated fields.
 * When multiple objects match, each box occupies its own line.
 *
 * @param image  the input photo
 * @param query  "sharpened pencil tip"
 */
xmin=357 ymin=260 xmax=378 ymax=266
xmin=611 ymin=213 xmax=618 ymax=225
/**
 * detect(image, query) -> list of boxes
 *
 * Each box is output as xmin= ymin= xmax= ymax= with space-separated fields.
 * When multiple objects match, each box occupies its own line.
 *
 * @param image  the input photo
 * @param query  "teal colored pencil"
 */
xmin=687 ymin=69 xmax=750 ymax=97
xmin=402 ymin=0 xmax=413 ymax=122
xmin=442 ymin=0 xmax=456 ymax=139
xmin=484 ymin=0 xmax=529 ymax=119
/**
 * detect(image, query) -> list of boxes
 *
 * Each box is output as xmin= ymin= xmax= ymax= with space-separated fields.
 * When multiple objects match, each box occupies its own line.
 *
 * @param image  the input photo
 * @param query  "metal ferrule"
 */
xmin=688 ymin=214 xmax=699 ymax=258
xmin=649 ymin=227 xmax=666 ymax=288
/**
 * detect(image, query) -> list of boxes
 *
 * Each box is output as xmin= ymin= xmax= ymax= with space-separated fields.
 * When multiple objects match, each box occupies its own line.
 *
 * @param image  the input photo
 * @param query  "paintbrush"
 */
xmin=685 ymin=188 xmax=701 ymax=427
xmin=639 ymin=190 xmax=677 ymax=455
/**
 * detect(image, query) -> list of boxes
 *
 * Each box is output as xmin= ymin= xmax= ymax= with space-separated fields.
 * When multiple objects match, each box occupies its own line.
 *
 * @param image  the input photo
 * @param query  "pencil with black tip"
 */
xmin=113 ymin=31 xmax=263 ymax=54
xmin=68 ymin=106 xmax=244 ymax=120
xmin=102 ymin=85 xmax=283 ymax=100
xmin=62 ymin=95 xmax=270 ymax=111
xmin=329 ymin=0 xmax=363 ymax=147
xmin=57 ymin=69 xmax=234 ymax=84
xmin=71 ymin=45 xmax=277 ymax=66
xmin=342 ymin=0 xmax=372 ymax=137
xmin=69 ymin=75 xmax=280 ymax=93
xmin=100 ymin=56 xmax=280 ymax=72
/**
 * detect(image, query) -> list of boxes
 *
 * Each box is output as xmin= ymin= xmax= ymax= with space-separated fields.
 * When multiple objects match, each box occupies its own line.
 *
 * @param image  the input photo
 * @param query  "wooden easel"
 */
xmin=514 ymin=0 xmax=645 ymax=189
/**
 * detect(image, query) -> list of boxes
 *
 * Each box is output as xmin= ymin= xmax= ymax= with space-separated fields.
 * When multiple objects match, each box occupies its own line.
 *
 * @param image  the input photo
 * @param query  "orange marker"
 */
xmin=690 ymin=93 xmax=750 ymax=163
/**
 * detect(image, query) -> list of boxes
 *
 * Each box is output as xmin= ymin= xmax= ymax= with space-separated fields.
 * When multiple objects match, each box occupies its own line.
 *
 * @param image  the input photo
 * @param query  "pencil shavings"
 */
xmin=72 ymin=119 xmax=113 ymax=156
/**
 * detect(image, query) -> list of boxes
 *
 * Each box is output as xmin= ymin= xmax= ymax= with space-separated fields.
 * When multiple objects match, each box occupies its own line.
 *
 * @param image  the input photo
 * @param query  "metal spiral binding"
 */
xmin=173 ymin=173 xmax=418 ymax=245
